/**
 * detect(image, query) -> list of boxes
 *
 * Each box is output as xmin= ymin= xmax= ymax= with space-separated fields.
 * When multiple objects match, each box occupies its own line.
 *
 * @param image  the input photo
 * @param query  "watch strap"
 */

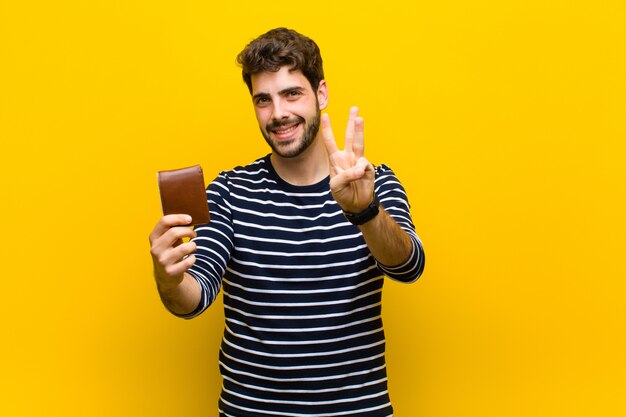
xmin=343 ymin=193 xmax=380 ymax=225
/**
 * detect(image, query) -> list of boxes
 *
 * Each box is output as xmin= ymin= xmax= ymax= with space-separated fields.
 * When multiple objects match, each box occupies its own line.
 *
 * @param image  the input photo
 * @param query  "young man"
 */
xmin=149 ymin=28 xmax=425 ymax=417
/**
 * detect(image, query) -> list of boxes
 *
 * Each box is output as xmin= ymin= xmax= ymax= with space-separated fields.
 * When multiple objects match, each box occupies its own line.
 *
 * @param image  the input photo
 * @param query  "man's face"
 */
xmin=250 ymin=66 xmax=327 ymax=159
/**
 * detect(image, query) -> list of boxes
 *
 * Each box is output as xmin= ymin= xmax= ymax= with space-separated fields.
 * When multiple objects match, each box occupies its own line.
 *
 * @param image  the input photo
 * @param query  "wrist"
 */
xmin=154 ymin=269 xmax=184 ymax=293
xmin=343 ymin=193 xmax=380 ymax=225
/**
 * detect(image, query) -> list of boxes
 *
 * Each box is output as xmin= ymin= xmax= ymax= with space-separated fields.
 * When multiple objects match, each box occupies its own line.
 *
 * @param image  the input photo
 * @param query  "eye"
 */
xmin=286 ymin=90 xmax=302 ymax=100
xmin=255 ymin=96 xmax=271 ymax=106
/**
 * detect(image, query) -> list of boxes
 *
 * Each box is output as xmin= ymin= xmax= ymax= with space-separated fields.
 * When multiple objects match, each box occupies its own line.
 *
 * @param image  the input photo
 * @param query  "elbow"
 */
xmin=381 ymin=238 xmax=425 ymax=284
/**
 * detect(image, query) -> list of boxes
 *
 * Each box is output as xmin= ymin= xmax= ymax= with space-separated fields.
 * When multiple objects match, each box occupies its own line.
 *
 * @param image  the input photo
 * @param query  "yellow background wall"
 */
xmin=1 ymin=1 xmax=624 ymax=416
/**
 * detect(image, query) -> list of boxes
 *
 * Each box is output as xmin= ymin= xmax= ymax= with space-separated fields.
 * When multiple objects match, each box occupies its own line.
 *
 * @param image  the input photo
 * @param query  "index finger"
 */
xmin=150 ymin=214 xmax=192 ymax=242
xmin=321 ymin=113 xmax=339 ymax=155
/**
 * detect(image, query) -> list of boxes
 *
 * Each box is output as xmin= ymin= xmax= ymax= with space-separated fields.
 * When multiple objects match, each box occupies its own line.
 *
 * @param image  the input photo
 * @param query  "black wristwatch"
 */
xmin=343 ymin=193 xmax=380 ymax=225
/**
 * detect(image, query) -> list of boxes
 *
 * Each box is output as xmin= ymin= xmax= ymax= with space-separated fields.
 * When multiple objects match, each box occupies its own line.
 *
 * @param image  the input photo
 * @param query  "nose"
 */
xmin=271 ymin=99 xmax=290 ymax=121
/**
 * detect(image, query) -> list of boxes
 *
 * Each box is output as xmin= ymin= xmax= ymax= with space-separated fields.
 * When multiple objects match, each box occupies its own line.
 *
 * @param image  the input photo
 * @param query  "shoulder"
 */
xmin=374 ymin=163 xmax=403 ymax=186
xmin=218 ymin=155 xmax=270 ymax=181
xmin=374 ymin=163 xmax=395 ymax=177
xmin=210 ymin=155 xmax=276 ymax=188
xmin=373 ymin=163 xmax=411 ymax=206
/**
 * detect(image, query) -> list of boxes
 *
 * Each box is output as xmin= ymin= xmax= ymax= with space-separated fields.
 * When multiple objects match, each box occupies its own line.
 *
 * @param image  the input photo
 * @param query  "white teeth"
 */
xmin=275 ymin=124 xmax=298 ymax=134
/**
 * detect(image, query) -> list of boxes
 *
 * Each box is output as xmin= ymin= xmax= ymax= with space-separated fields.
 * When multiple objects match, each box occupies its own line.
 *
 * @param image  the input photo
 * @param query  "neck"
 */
xmin=270 ymin=135 xmax=329 ymax=186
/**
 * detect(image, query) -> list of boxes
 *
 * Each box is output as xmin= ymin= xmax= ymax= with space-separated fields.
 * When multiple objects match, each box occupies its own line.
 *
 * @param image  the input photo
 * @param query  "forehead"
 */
xmin=250 ymin=66 xmax=312 ymax=95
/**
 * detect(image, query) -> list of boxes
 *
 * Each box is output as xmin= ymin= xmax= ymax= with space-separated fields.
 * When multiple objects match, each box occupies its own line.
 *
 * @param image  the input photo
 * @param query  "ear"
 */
xmin=316 ymin=80 xmax=328 ymax=111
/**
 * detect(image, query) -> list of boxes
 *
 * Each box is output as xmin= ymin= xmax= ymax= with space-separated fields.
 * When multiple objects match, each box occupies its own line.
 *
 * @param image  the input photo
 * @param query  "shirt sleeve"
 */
xmin=173 ymin=172 xmax=235 ymax=319
xmin=373 ymin=164 xmax=425 ymax=283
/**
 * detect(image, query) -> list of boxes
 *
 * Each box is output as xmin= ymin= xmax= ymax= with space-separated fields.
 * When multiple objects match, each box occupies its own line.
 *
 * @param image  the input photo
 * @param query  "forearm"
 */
xmin=358 ymin=207 xmax=413 ymax=267
xmin=156 ymin=272 xmax=202 ymax=316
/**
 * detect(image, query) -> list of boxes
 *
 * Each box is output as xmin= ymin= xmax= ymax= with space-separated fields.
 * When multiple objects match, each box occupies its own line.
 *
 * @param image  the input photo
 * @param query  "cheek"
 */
xmin=288 ymin=102 xmax=313 ymax=119
xmin=254 ymin=109 xmax=269 ymax=127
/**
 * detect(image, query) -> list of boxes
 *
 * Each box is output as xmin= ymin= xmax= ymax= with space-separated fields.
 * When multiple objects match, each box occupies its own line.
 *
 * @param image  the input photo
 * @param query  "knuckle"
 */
xmin=164 ymin=264 xmax=178 ymax=277
xmin=157 ymin=253 xmax=170 ymax=266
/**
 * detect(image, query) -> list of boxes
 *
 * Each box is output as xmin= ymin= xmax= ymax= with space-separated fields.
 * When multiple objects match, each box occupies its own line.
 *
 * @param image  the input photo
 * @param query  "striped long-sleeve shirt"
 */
xmin=184 ymin=154 xmax=425 ymax=417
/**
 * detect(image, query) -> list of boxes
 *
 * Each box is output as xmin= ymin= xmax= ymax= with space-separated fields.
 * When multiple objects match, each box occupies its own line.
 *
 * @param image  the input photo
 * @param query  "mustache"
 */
xmin=267 ymin=116 xmax=305 ymax=131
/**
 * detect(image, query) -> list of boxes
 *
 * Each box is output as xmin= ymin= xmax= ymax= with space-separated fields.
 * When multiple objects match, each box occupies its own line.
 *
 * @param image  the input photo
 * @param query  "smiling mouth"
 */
xmin=273 ymin=123 xmax=299 ymax=135
xmin=270 ymin=121 xmax=302 ymax=140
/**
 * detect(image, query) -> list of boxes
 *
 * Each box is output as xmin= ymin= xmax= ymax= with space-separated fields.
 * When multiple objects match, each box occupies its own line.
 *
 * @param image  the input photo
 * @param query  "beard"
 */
xmin=261 ymin=107 xmax=321 ymax=159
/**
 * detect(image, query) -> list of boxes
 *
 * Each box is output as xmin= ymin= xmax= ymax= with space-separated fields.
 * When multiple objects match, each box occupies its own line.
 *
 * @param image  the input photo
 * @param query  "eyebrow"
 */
xmin=252 ymin=86 xmax=306 ymax=102
xmin=279 ymin=86 xmax=306 ymax=96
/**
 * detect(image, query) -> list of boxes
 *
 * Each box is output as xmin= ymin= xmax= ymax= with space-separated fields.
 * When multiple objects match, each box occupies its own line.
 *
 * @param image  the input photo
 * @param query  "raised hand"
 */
xmin=321 ymin=106 xmax=375 ymax=213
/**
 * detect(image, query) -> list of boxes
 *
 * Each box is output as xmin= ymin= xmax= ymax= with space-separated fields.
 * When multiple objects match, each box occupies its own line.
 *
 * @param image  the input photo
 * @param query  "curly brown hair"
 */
xmin=236 ymin=28 xmax=324 ymax=95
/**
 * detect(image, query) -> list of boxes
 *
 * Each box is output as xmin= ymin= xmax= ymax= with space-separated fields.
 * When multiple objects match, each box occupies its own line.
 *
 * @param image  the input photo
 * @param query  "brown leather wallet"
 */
xmin=157 ymin=165 xmax=210 ymax=225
